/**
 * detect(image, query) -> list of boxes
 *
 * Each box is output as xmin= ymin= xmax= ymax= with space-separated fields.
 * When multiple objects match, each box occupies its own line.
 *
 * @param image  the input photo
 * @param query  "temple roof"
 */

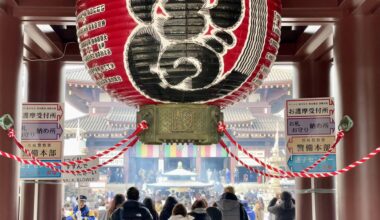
xmin=252 ymin=116 xmax=284 ymax=131
xmin=232 ymin=115 xmax=284 ymax=132
xmin=223 ymin=108 xmax=254 ymax=123
xmin=64 ymin=114 xmax=132 ymax=138
xmin=264 ymin=67 xmax=292 ymax=83
xmin=106 ymin=107 xmax=136 ymax=124
xmin=229 ymin=115 xmax=285 ymax=138
xmin=65 ymin=112 xmax=284 ymax=137
xmin=66 ymin=68 xmax=95 ymax=87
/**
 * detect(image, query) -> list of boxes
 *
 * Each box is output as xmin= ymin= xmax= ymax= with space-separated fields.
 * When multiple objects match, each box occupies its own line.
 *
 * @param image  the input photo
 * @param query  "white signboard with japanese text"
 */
xmin=20 ymin=141 xmax=62 ymax=160
xmin=237 ymin=150 xmax=265 ymax=167
xmin=20 ymin=103 xmax=64 ymax=180
xmin=97 ymin=150 xmax=124 ymax=167
xmin=285 ymin=98 xmax=336 ymax=173
xmin=62 ymin=156 xmax=99 ymax=182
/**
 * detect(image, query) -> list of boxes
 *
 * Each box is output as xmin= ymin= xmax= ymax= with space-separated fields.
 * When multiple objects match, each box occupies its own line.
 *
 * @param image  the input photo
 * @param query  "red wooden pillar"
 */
xmin=335 ymin=15 xmax=380 ymax=220
xmin=0 ymin=13 xmax=23 ymax=220
xmin=295 ymin=60 xmax=335 ymax=220
xmin=25 ymin=60 xmax=63 ymax=220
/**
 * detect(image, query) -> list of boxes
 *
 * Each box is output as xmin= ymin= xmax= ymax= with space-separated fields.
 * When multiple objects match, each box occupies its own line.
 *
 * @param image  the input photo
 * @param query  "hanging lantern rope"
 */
xmin=217 ymin=121 xmax=345 ymax=174
xmin=0 ymin=120 xmax=147 ymax=174
xmin=0 ymin=137 xmax=139 ymax=174
xmin=218 ymin=138 xmax=380 ymax=178
xmin=6 ymin=120 xmax=147 ymax=167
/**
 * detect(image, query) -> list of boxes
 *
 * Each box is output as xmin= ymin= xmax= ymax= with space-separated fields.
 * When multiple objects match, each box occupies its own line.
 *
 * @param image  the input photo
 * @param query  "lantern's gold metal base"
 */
xmin=137 ymin=104 xmax=223 ymax=145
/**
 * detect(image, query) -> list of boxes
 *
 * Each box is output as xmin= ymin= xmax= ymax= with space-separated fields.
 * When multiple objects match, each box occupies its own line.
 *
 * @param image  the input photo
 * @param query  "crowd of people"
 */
xmin=63 ymin=186 xmax=295 ymax=220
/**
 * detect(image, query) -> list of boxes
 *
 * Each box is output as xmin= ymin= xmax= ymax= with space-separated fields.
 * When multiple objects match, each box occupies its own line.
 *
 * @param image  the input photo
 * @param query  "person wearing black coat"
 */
xmin=189 ymin=200 xmax=211 ymax=220
xmin=111 ymin=187 xmax=153 ymax=220
xmin=206 ymin=203 xmax=222 ymax=220
xmin=159 ymin=196 xmax=178 ymax=220
xmin=267 ymin=191 xmax=295 ymax=220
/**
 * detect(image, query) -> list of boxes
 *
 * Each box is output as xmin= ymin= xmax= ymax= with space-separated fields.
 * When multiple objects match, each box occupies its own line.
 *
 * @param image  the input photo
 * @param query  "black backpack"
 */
xmin=119 ymin=207 xmax=146 ymax=220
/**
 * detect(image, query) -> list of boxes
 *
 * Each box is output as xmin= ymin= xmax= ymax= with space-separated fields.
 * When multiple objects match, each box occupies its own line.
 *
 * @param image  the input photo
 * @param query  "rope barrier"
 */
xmin=218 ymin=122 xmax=344 ymax=174
xmin=219 ymin=139 xmax=380 ymax=178
xmin=1 ymin=115 xmax=379 ymax=178
xmin=0 ymin=120 xmax=147 ymax=174
xmin=0 ymin=137 xmax=138 ymax=174
xmin=7 ymin=120 xmax=147 ymax=167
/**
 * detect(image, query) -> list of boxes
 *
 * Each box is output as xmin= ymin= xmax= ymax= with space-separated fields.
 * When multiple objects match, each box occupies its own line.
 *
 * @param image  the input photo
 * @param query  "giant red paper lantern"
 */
xmin=76 ymin=0 xmax=281 ymax=107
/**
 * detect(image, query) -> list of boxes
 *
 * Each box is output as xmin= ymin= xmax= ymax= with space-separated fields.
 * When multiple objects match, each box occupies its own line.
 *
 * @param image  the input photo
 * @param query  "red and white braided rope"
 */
xmin=218 ymin=122 xmax=344 ymax=174
xmin=301 ymin=131 xmax=344 ymax=173
xmin=8 ymin=121 xmax=147 ymax=167
xmin=0 ymin=137 xmax=138 ymax=174
xmin=219 ymin=139 xmax=380 ymax=178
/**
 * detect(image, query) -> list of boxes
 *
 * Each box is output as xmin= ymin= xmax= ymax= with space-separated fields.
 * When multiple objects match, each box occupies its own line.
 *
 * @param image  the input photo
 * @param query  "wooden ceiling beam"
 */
xmin=24 ymin=24 xmax=63 ymax=58
xmin=17 ymin=0 xmax=74 ymax=7
xmin=283 ymin=0 xmax=340 ymax=8
xmin=339 ymin=0 xmax=366 ymax=11
xmin=0 ymin=0 xmax=18 ymax=14
xmin=294 ymin=25 xmax=334 ymax=61
xmin=282 ymin=8 xmax=343 ymax=24
xmin=13 ymin=6 xmax=75 ymax=24
xmin=276 ymin=43 xmax=297 ymax=62
xmin=282 ymin=0 xmax=342 ymax=24
xmin=353 ymin=0 xmax=380 ymax=14
xmin=62 ymin=42 xmax=82 ymax=62
xmin=11 ymin=0 xmax=344 ymax=25
xmin=13 ymin=0 xmax=75 ymax=24
xmin=308 ymin=37 xmax=334 ymax=61
xmin=23 ymin=36 xmax=51 ymax=60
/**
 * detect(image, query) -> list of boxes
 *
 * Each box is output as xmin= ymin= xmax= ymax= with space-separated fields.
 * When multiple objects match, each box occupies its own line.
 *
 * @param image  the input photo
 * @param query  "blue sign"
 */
xmin=287 ymin=154 xmax=336 ymax=173
xmin=287 ymin=117 xmax=335 ymax=136
xmin=20 ymin=160 xmax=61 ymax=179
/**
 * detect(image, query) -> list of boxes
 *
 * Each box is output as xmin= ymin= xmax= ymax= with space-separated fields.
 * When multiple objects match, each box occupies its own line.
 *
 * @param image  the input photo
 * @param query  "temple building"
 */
xmin=64 ymin=65 xmax=292 ymax=184
xmin=3 ymin=2 xmax=380 ymax=220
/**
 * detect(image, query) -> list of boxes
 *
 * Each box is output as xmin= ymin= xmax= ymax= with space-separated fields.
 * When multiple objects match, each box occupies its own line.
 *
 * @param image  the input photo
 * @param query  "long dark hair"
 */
xmin=108 ymin=194 xmax=125 ymax=216
xmin=281 ymin=191 xmax=293 ymax=209
xmin=163 ymin=196 xmax=178 ymax=212
xmin=143 ymin=197 xmax=158 ymax=216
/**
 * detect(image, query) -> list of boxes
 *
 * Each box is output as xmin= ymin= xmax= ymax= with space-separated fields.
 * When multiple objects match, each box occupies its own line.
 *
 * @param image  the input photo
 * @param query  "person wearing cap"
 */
xmin=66 ymin=195 xmax=96 ymax=220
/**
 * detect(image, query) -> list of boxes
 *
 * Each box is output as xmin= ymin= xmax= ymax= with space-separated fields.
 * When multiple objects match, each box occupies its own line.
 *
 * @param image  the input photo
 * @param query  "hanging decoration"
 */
xmin=0 ymin=113 xmax=379 ymax=178
xmin=217 ymin=122 xmax=346 ymax=175
xmin=1 ymin=125 xmax=380 ymax=178
xmin=218 ymin=139 xmax=380 ymax=178
xmin=75 ymin=0 xmax=282 ymax=106
xmin=76 ymin=0 xmax=282 ymax=144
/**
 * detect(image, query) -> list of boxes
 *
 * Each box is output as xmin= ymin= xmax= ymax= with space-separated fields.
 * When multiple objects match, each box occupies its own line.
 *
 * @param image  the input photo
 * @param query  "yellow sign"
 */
xmin=287 ymin=136 xmax=336 ymax=155
xmin=21 ymin=141 xmax=62 ymax=160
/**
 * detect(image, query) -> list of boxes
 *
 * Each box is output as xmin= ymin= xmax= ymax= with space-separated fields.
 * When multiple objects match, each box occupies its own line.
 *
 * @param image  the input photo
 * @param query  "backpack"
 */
xmin=119 ymin=207 xmax=145 ymax=220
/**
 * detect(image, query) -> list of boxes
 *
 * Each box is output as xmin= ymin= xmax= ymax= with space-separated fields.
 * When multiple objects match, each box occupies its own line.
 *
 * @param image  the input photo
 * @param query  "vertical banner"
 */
xmin=286 ymin=98 xmax=336 ymax=173
xmin=20 ymin=103 xmax=64 ymax=179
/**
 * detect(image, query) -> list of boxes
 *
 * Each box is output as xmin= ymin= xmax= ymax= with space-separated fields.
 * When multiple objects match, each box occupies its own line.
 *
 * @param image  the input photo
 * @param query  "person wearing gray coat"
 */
xmin=216 ymin=192 xmax=248 ymax=220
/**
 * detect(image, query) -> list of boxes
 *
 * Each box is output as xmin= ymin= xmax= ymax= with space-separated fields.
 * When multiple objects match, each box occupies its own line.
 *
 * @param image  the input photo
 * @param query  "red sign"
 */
xmin=76 ymin=0 xmax=281 ymax=107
